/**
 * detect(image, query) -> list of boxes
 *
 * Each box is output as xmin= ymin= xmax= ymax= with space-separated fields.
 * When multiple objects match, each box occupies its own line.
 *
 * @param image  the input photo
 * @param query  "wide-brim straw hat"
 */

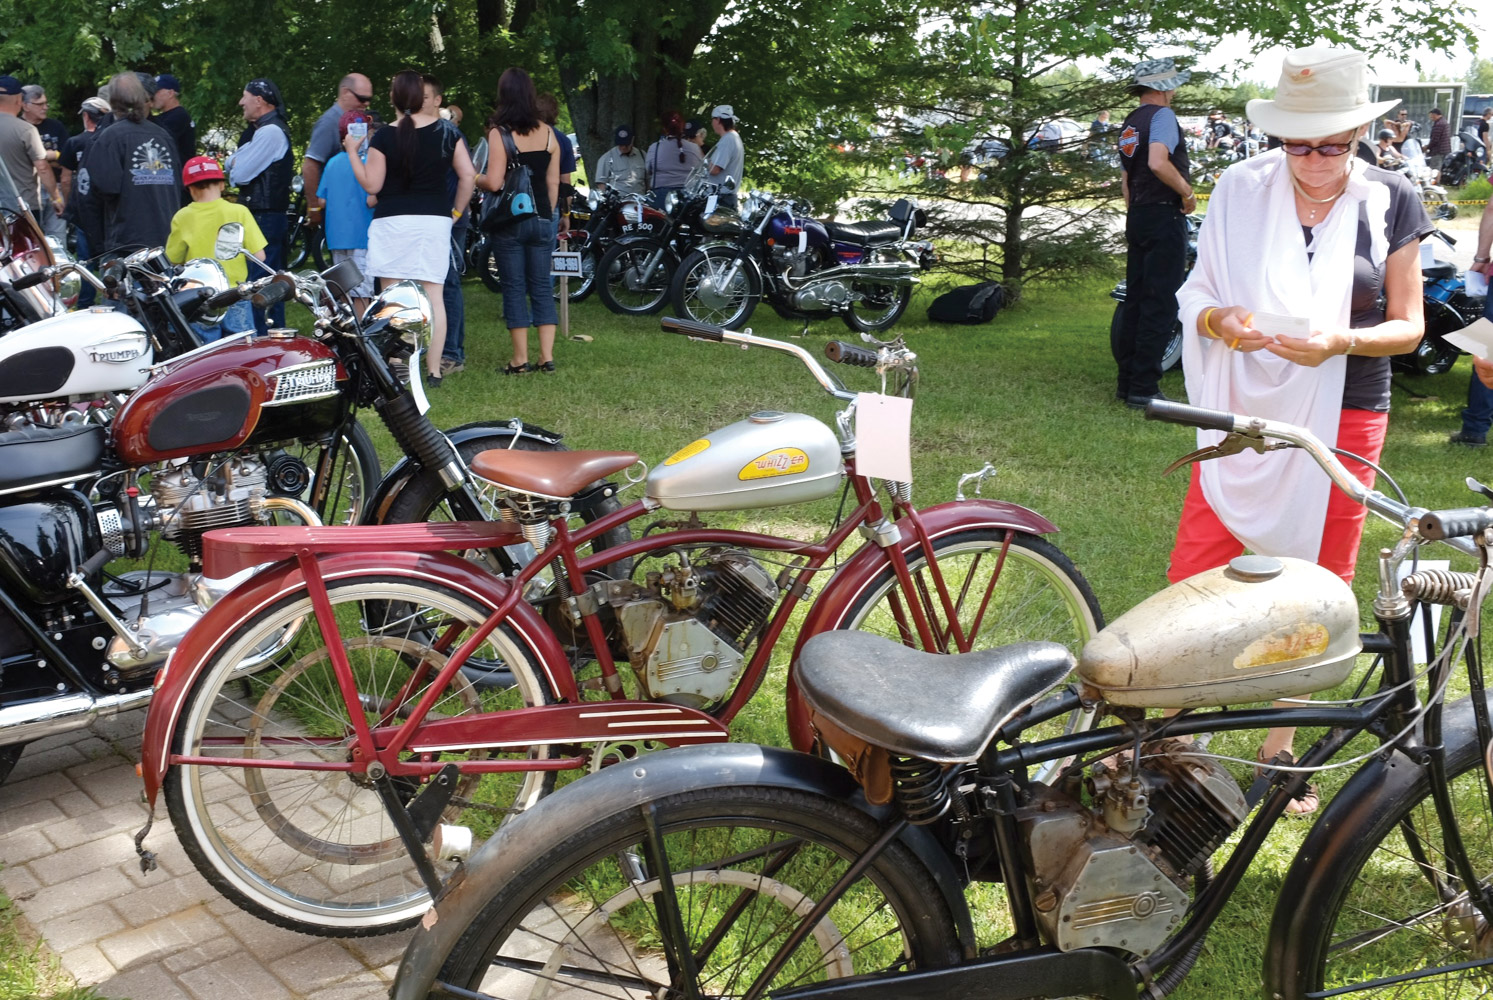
xmin=1246 ymin=47 xmax=1399 ymax=139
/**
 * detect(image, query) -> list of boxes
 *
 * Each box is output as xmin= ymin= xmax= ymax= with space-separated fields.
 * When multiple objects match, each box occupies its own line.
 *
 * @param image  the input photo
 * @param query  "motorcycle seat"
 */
xmin=796 ymin=630 xmax=1075 ymax=764
xmin=470 ymin=448 xmax=640 ymax=500
xmin=1422 ymin=261 xmax=1457 ymax=281
xmin=824 ymin=220 xmax=902 ymax=246
xmin=0 ymin=422 xmax=104 ymax=495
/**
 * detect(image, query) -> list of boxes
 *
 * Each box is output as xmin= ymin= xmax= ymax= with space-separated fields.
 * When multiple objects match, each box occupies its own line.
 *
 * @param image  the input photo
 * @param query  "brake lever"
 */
xmin=1161 ymin=432 xmax=1290 ymax=478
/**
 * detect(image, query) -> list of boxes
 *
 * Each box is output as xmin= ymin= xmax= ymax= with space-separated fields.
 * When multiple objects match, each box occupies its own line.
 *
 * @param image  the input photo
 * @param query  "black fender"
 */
xmin=365 ymin=419 xmax=563 ymax=524
xmin=392 ymin=744 xmax=978 ymax=1000
xmin=1263 ymin=693 xmax=1490 ymax=996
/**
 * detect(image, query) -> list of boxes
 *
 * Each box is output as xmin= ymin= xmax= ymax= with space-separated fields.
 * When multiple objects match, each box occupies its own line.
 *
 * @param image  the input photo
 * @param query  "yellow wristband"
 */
xmin=452 ymin=209 xmax=462 ymax=219
xmin=1202 ymin=307 xmax=1220 ymax=339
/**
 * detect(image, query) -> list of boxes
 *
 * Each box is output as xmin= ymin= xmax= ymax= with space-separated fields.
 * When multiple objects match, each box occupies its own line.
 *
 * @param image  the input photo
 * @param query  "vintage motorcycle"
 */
xmin=1394 ymin=230 xmax=1487 ymax=376
xmin=670 ymin=194 xmax=936 ymax=333
xmin=393 ymin=398 xmax=1493 ymax=1000
xmin=133 ymin=317 xmax=1102 ymax=937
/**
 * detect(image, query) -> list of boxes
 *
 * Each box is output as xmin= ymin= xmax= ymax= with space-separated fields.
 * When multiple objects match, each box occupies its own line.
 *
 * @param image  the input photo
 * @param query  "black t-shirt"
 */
xmin=58 ymin=131 xmax=94 ymax=223
xmin=34 ymin=117 xmax=67 ymax=181
xmin=83 ymin=118 xmax=182 ymax=254
xmin=369 ymin=120 xmax=459 ymax=219
xmin=152 ymin=105 xmax=196 ymax=164
xmin=1299 ymin=165 xmax=1434 ymax=412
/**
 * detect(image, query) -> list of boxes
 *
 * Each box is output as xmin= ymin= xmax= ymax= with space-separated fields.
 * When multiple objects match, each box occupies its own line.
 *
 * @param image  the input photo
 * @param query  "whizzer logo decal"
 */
xmin=265 ymin=360 xmax=339 ymax=406
xmin=739 ymin=448 xmax=810 ymax=481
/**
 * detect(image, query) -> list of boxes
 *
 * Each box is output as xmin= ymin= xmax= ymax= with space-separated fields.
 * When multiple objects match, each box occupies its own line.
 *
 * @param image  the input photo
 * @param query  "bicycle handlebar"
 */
xmin=825 ymin=341 xmax=879 ymax=368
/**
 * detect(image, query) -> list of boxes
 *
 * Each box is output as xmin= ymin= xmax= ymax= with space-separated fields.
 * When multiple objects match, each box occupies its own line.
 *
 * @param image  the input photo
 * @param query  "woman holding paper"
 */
xmin=1167 ymin=46 xmax=1431 ymax=813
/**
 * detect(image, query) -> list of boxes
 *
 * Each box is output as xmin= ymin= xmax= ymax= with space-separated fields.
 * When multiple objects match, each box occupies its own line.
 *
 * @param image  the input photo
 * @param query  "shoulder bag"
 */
xmin=480 ymin=127 xmax=539 ymax=233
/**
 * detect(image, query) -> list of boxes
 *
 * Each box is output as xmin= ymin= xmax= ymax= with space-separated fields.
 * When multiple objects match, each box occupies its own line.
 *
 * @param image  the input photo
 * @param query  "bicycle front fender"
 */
xmin=785 ymin=499 xmax=1060 ymax=752
xmin=139 ymin=550 xmax=573 ymax=808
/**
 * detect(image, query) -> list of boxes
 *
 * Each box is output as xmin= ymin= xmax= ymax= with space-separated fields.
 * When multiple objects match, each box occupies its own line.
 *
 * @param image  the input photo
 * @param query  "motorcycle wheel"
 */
xmin=843 ymin=283 xmax=913 ymax=333
xmin=1109 ymin=302 xmax=1184 ymax=373
xmin=428 ymin=785 xmax=963 ymax=999
xmin=1436 ymin=202 xmax=1459 ymax=221
xmin=597 ymin=239 xmax=676 ymax=315
xmin=473 ymin=238 xmax=503 ymax=295
xmin=1267 ymin=719 xmax=1490 ymax=998
xmin=276 ymin=421 xmax=380 ymax=527
xmin=164 ymin=575 xmax=557 ymax=937
xmin=833 ymin=529 xmax=1103 ymax=781
xmin=671 ymin=246 xmax=761 ymax=329
xmin=563 ymin=246 xmax=597 ymax=302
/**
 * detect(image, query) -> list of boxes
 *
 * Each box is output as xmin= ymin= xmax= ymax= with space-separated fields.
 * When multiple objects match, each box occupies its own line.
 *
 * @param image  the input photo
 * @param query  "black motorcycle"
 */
xmin=1440 ymin=129 xmax=1486 ymax=189
xmin=1393 ymin=230 xmax=1487 ymax=376
xmin=595 ymin=171 xmax=728 ymax=316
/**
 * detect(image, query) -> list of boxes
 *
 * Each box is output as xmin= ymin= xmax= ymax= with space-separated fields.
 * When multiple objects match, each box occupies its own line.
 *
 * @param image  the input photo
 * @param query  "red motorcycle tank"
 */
xmin=112 ymin=335 xmax=348 ymax=465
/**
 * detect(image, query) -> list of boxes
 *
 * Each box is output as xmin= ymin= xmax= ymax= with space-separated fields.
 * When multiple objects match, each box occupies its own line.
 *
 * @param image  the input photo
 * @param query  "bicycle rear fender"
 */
xmin=785 ymin=499 xmax=1060 ymax=751
xmin=390 ymin=743 xmax=978 ymax=1000
xmin=138 ymin=550 xmax=573 ymax=808
xmin=366 ymin=419 xmax=563 ymax=523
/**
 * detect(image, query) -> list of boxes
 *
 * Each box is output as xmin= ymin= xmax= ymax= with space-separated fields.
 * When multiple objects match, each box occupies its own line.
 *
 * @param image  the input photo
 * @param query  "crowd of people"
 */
xmin=0 ymin=65 xmax=750 ymax=380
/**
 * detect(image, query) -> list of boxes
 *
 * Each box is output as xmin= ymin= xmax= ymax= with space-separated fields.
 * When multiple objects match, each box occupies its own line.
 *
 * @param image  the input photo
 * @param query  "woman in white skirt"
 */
xmin=344 ymin=68 xmax=474 ymax=386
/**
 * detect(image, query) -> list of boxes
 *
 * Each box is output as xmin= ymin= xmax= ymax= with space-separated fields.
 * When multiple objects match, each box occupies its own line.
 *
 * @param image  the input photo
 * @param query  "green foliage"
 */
xmin=1454 ymin=175 xmax=1491 ymax=202
xmin=1469 ymin=57 xmax=1493 ymax=95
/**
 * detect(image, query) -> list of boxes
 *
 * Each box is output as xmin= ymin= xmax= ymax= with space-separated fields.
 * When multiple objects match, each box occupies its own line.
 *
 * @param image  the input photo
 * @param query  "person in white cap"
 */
xmin=1114 ymin=56 xmax=1195 ymax=409
xmin=592 ymin=124 xmax=647 ymax=196
xmin=707 ymin=104 xmax=743 ymax=208
xmin=1167 ymin=46 xmax=1433 ymax=813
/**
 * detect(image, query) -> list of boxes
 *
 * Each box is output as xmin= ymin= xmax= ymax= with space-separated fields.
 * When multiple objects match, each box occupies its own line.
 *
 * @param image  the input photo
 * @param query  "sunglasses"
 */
xmin=349 ymin=91 xmax=373 ymax=103
xmin=1281 ymin=141 xmax=1352 ymax=157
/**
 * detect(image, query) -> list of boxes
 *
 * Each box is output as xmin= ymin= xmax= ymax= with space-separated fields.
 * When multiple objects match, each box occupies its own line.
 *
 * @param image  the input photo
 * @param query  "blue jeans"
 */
xmin=1461 ymin=291 xmax=1493 ymax=436
xmin=252 ymin=209 xmax=288 ymax=334
xmin=442 ymin=220 xmax=469 ymax=362
xmin=192 ymin=300 xmax=253 ymax=343
xmin=492 ymin=216 xmax=558 ymax=329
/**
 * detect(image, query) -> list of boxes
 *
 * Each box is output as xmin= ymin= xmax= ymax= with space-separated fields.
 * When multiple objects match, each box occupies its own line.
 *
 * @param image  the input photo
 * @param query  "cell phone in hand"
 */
xmin=348 ymin=122 xmax=368 ymax=139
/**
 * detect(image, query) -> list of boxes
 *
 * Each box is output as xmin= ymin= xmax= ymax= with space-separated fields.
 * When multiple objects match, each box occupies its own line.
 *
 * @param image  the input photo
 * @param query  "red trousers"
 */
xmin=1166 ymin=409 xmax=1389 ymax=585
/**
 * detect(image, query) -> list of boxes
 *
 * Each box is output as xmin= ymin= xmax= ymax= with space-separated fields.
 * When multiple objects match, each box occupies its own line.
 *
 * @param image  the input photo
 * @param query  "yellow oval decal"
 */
xmin=740 ymin=448 xmax=810 ymax=480
xmin=1233 ymin=622 xmax=1330 ymax=670
xmin=664 ymin=438 xmax=711 ymax=466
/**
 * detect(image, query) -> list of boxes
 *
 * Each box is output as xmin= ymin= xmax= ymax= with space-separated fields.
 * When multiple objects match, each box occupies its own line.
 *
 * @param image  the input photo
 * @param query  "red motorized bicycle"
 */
xmin=134 ymin=317 xmax=1103 ymax=937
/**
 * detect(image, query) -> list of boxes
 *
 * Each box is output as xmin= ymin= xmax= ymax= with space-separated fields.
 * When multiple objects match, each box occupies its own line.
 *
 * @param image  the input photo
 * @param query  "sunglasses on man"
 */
xmin=347 ymin=89 xmax=373 ymax=103
xmin=1280 ymin=141 xmax=1352 ymax=157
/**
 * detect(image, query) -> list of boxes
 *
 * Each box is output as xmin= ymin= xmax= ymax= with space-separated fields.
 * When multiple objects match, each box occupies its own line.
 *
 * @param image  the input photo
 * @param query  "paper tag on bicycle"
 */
xmin=410 ymin=347 xmax=431 ymax=416
xmin=1445 ymin=317 xmax=1493 ymax=360
xmin=705 ymin=194 xmax=718 ymax=216
xmin=855 ymin=393 xmax=913 ymax=483
xmin=798 ymin=229 xmax=808 ymax=254
xmin=1250 ymin=312 xmax=1310 ymax=339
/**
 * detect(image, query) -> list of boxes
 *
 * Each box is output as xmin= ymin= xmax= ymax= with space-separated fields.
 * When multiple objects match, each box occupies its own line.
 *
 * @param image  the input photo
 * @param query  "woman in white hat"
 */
xmin=1167 ymin=47 xmax=1433 ymax=812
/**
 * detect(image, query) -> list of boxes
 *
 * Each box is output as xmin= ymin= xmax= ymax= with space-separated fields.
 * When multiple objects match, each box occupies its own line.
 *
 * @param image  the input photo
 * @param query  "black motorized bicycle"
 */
xmin=1107 ymin=214 xmax=1201 ymax=375
xmin=393 ymin=393 xmax=1493 ymax=1000
xmin=285 ymin=175 xmax=328 ymax=271
xmin=670 ymin=194 xmax=935 ymax=332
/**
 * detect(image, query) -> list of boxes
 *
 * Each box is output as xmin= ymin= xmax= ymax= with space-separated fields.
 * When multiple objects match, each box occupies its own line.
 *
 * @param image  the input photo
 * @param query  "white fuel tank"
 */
xmin=0 ymin=308 xmax=153 ymax=403
xmin=647 ymin=411 xmax=844 ymax=511
xmin=1078 ymin=556 xmax=1362 ymax=708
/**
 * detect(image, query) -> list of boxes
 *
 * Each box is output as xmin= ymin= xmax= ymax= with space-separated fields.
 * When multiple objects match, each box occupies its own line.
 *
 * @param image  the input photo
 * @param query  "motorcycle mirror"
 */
xmin=719 ymin=176 xmax=737 ymax=194
xmin=215 ymin=222 xmax=246 ymax=261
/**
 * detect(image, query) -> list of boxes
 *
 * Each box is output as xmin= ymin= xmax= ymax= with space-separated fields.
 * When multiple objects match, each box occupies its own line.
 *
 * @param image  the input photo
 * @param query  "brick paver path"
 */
xmin=0 ymin=709 xmax=401 ymax=999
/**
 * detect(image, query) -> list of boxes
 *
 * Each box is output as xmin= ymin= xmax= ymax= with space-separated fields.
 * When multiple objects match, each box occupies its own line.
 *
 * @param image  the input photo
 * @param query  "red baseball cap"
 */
xmin=182 ymin=155 xmax=225 ymax=186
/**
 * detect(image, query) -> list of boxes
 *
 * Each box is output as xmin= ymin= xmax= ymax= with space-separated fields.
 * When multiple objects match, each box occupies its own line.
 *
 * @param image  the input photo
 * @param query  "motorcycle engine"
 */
xmin=607 ymin=548 xmax=778 ymax=707
xmin=1016 ymin=739 xmax=1248 ymax=958
xmin=147 ymin=456 xmax=273 ymax=558
xmin=789 ymin=277 xmax=851 ymax=311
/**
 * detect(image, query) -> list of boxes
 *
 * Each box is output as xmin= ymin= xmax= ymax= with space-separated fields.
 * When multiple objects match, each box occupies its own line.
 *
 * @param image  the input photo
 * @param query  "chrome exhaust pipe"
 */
xmin=0 ymin=687 xmax=153 ymax=748
xmin=783 ymin=260 xmax=920 ymax=291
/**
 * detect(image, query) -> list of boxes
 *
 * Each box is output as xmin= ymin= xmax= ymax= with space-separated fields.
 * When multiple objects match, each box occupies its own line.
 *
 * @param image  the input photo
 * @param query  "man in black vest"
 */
xmin=228 ymin=77 xmax=292 ymax=332
xmin=1115 ymin=57 xmax=1196 ymax=408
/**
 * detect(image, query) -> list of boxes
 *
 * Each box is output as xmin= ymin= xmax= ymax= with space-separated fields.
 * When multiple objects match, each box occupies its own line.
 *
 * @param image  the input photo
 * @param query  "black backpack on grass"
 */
xmin=927 ymin=282 xmax=1006 ymax=325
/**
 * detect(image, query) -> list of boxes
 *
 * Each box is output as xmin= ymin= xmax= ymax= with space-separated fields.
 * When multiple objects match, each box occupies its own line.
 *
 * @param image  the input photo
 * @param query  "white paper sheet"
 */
xmin=1250 ymin=311 xmax=1311 ymax=339
xmin=1465 ymin=268 xmax=1489 ymax=298
xmin=1396 ymin=559 xmax=1449 ymax=666
xmin=855 ymin=393 xmax=913 ymax=483
xmin=1420 ymin=240 xmax=1438 ymax=269
xmin=1444 ymin=317 xmax=1493 ymax=360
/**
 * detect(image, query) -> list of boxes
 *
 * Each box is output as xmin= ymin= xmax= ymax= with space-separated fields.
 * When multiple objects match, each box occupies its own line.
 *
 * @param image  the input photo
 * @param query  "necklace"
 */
xmin=1290 ymin=169 xmax=1350 ymax=222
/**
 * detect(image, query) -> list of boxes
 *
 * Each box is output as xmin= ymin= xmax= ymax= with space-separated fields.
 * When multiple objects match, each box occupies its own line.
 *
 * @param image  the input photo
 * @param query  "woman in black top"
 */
xmin=345 ymin=68 xmax=474 ymax=386
xmin=477 ymin=67 xmax=561 ymax=374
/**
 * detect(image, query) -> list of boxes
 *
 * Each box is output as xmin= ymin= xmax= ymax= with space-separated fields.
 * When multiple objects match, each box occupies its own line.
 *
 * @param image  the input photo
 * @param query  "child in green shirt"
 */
xmin=166 ymin=156 xmax=267 ymax=341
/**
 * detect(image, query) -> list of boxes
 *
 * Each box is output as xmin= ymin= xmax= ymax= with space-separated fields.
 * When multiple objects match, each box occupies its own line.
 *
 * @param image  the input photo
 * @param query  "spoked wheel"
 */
xmin=164 ymin=576 xmax=557 ymax=936
xmin=671 ymin=246 xmax=761 ymax=329
xmin=562 ymin=246 xmax=597 ymax=302
xmin=843 ymin=282 xmax=912 ymax=333
xmin=267 ymin=421 xmax=380 ymax=526
xmin=597 ymin=239 xmax=675 ymax=315
xmin=429 ymin=785 xmax=962 ymax=999
xmin=832 ymin=529 xmax=1103 ymax=778
xmin=1273 ymin=732 xmax=1493 ymax=998
xmin=1111 ymin=301 xmax=1184 ymax=373
xmin=474 ymin=239 xmax=503 ymax=294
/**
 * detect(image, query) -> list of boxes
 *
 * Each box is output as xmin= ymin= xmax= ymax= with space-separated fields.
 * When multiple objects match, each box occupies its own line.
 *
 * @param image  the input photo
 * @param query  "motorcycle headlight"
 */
xmin=664 ymin=189 xmax=681 ymax=214
xmin=364 ymin=280 xmax=433 ymax=370
xmin=174 ymin=258 xmax=231 ymax=323
xmin=587 ymin=188 xmax=602 ymax=212
xmin=292 ymin=175 xmax=305 ymax=195
xmin=46 ymin=238 xmax=81 ymax=306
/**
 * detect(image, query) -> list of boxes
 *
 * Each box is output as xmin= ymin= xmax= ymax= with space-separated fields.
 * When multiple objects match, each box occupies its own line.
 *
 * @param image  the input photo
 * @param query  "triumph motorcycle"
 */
xmin=670 ymin=194 xmax=936 ymax=333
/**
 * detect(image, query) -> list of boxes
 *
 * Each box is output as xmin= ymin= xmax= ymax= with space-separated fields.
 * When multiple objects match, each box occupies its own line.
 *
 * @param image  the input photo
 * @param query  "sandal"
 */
xmin=501 ymin=363 xmax=532 ymax=376
xmin=1255 ymin=749 xmax=1319 ymax=817
xmin=535 ymin=360 xmax=556 ymax=374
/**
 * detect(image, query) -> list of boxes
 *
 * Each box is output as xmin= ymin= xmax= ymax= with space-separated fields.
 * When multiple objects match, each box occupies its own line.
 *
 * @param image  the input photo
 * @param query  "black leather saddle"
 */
xmin=824 ymin=220 xmax=902 ymax=246
xmin=797 ymin=630 xmax=1075 ymax=763
xmin=1421 ymin=261 xmax=1456 ymax=281
xmin=0 ymin=423 xmax=104 ymax=495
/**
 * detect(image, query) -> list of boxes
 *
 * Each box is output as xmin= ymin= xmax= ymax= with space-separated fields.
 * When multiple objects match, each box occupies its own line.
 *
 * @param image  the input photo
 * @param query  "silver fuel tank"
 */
xmin=647 ymin=411 xmax=844 ymax=511
xmin=1078 ymin=555 xmax=1362 ymax=708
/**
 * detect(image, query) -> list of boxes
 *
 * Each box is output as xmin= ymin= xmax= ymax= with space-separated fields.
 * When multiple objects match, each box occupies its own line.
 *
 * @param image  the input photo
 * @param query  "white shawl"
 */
xmin=1177 ymin=150 xmax=1390 ymax=561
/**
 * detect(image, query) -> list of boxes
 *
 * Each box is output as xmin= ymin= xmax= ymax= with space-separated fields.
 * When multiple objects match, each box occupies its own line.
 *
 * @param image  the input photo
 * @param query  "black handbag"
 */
xmin=480 ymin=127 xmax=539 ymax=233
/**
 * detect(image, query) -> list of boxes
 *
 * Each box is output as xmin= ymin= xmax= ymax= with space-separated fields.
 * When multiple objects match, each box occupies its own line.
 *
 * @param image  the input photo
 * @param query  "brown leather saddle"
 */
xmin=469 ymin=448 xmax=639 ymax=499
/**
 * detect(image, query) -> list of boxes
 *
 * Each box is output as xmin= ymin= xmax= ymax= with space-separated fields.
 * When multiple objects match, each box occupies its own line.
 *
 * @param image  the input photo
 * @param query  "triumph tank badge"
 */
xmin=87 ymin=332 xmax=150 ymax=363
xmin=265 ymin=360 xmax=339 ymax=406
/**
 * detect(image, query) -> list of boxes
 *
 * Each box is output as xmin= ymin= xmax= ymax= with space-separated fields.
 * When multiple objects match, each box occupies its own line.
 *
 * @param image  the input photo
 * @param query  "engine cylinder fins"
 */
xmin=1401 ymin=569 xmax=1479 ymax=606
xmin=890 ymin=755 xmax=950 ymax=825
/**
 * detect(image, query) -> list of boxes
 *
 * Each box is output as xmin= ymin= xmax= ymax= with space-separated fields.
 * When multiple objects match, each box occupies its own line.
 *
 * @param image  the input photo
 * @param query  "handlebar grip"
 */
xmin=825 ymin=341 xmax=879 ymax=368
xmin=205 ymin=285 xmax=245 ymax=310
xmin=11 ymin=270 xmax=51 ymax=290
xmin=1419 ymin=508 xmax=1493 ymax=541
xmin=1144 ymin=398 xmax=1238 ymax=433
xmin=78 ymin=548 xmax=111 ymax=579
xmin=659 ymin=317 xmax=726 ymax=342
xmin=252 ymin=279 xmax=292 ymax=309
